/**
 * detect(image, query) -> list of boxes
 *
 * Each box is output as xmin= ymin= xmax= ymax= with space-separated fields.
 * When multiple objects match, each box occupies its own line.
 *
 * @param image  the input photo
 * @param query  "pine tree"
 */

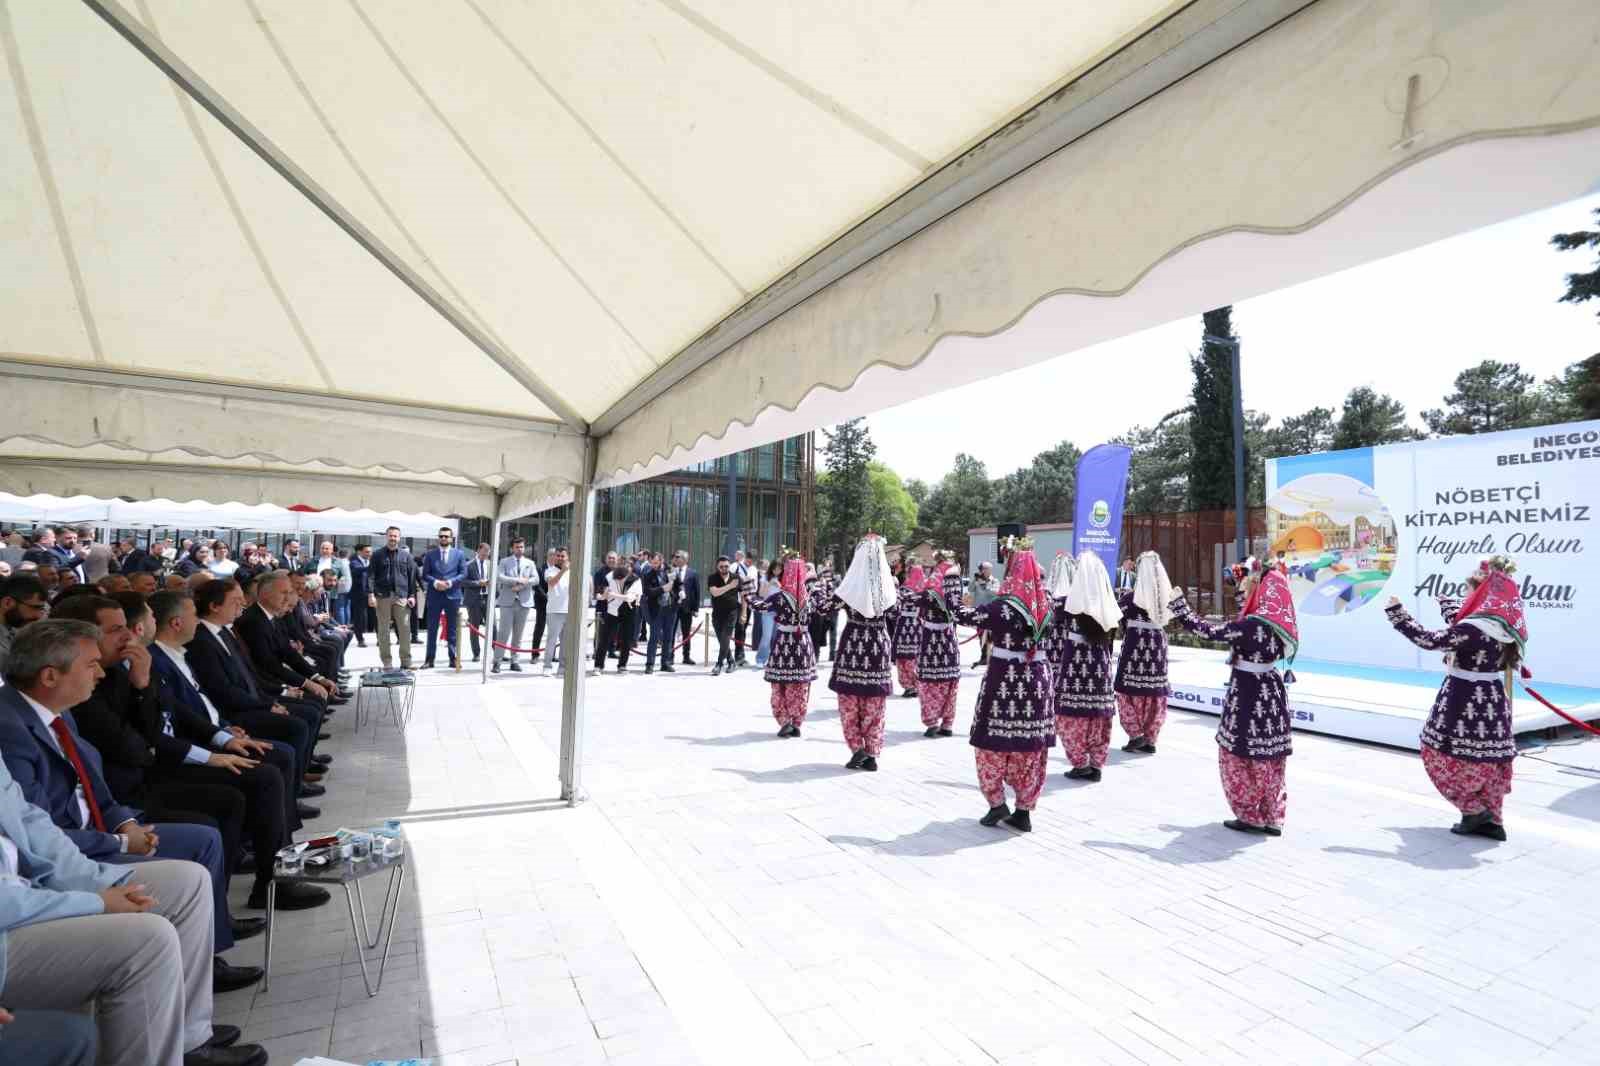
xmin=1332 ymin=387 xmax=1420 ymax=449
xmin=917 ymin=454 xmax=993 ymax=566
xmin=1552 ymin=207 xmax=1600 ymax=318
xmin=1188 ymin=308 xmax=1243 ymax=510
xmin=819 ymin=418 xmax=876 ymax=566
xmin=1421 ymin=360 xmax=1543 ymax=436
xmin=1541 ymin=355 xmax=1600 ymax=421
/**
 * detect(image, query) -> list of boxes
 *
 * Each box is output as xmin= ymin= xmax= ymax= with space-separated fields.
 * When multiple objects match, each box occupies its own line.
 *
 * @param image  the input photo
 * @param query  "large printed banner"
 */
xmin=1264 ymin=419 xmax=1599 ymax=687
xmin=1073 ymin=444 xmax=1133 ymax=575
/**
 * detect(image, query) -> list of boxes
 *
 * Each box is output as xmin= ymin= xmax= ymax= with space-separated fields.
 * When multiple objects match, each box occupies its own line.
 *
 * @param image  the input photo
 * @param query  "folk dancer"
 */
xmin=1055 ymin=552 xmax=1120 ymax=782
xmin=1116 ymin=550 xmax=1174 ymax=754
xmin=752 ymin=557 xmax=830 ymax=737
xmin=830 ymin=536 xmax=898 ymax=771
xmin=1041 ymin=552 xmax=1076 ymax=681
xmin=1169 ymin=564 xmax=1299 ymax=835
xmin=953 ymin=546 xmax=1055 ymax=832
xmin=891 ymin=565 xmax=925 ymax=698
xmin=916 ymin=554 xmax=964 ymax=737
xmin=1385 ymin=556 xmax=1525 ymax=841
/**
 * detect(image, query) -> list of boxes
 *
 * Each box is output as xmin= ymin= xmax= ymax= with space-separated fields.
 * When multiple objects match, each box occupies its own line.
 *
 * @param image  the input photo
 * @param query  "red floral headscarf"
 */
xmin=1241 ymin=567 xmax=1299 ymax=660
xmin=903 ymin=564 xmax=927 ymax=594
xmin=780 ymin=557 xmax=808 ymax=605
xmin=996 ymin=549 xmax=1050 ymax=626
xmin=1455 ymin=560 xmax=1527 ymax=653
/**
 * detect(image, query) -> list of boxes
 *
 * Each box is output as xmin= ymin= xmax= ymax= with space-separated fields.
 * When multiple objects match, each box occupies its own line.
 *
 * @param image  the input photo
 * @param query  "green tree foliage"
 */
xmin=917 ymin=454 xmax=994 ymax=565
xmin=1188 ymin=308 xmax=1243 ymax=509
xmin=1540 ymin=355 xmax=1600 ymax=422
xmin=1421 ymin=360 xmax=1545 ymax=436
xmin=1552 ymin=207 xmax=1600 ymax=318
xmin=1116 ymin=415 xmax=1192 ymax=514
xmin=865 ymin=463 xmax=918 ymax=545
xmin=903 ymin=478 xmax=930 ymax=507
xmin=1333 ymin=386 xmax=1421 ymax=449
xmin=819 ymin=418 xmax=876 ymax=566
xmin=990 ymin=440 xmax=1082 ymax=526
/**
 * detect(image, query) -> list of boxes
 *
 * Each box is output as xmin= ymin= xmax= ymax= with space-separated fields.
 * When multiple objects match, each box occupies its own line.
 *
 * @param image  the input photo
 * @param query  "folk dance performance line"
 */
xmin=751 ymin=557 xmax=832 ymax=737
xmin=891 ymin=564 xmax=924 ymax=698
xmin=915 ymin=554 xmax=964 ymax=738
xmin=1385 ymin=555 xmax=1527 ymax=840
xmin=830 ymin=536 xmax=898 ymax=772
xmin=1116 ymin=551 xmax=1174 ymax=754
xmin=1170 ymin=563 xmax=1299 ymax=836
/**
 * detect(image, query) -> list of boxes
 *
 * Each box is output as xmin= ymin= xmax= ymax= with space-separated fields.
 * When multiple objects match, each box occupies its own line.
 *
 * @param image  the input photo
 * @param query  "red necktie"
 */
xmin=48 ymin=718 xmax=108 ymax=832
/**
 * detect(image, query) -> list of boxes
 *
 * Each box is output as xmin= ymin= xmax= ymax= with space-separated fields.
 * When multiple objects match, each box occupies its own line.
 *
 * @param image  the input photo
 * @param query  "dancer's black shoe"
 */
xmin=923 ymin=726 xmax=940 ymax=738
xmin=846 ymin=750 xmax=867 ymax=770
xmin=859 ymin=756 xmax=878 ymax=772
xmin=1004 ymin=809 xmax=1032 ymax=833
xmin=979 ymin=804 xmax=1010 ymax=827
xmin=1223 ymin=819 xmax=1267 ymax=834
xmin=937 ymin=728 xmax=955 ymax=738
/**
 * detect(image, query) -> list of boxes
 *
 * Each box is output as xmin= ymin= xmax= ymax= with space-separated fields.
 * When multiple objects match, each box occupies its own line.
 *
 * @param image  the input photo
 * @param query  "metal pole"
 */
xmin=481 ymin=509 xmax=501 ymax=684
xmin=725 ymin=457 xmax=739 ymax=557
xmin=559 ymin=437 xmax=599 ymax=804
xmin=1230 ymin=341 xmax=1247 ymax=564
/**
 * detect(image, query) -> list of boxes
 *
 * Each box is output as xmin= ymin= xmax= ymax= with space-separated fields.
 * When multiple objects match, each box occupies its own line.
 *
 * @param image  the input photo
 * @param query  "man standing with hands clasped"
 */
xmin=671 ymin=550 xmax=700 ymax=667
xmin=465 ymin=542 xmax=492 ymax=663
xmin=368 ymin=526 xmax=417 ymax=670
xmin=493 ymin=537 xmax=540 ymax=674
xmin=420 ymin=527 xmax=467 ymax=670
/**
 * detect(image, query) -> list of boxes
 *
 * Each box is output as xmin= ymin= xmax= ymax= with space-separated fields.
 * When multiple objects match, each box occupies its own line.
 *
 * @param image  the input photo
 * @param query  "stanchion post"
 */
xmin=482 ymin=515 xmax=501 ymax=684
xmin=560 ymin=437 xmax=598 ymax=804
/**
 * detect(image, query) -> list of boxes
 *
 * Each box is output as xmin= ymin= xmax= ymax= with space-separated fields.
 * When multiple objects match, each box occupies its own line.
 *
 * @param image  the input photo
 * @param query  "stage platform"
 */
xmin=1165 ymin=647 xmax=1600 ymax=750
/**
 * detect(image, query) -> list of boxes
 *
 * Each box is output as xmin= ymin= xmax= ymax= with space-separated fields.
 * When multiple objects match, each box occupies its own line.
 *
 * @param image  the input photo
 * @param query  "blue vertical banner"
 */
xmin=1073 ymin=443 xmax=1133 ymax=574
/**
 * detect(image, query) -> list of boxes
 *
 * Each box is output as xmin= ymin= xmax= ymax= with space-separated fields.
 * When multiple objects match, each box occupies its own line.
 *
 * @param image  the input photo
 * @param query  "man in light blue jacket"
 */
xmin=0 ymin=620 xmax=261 ymax=1066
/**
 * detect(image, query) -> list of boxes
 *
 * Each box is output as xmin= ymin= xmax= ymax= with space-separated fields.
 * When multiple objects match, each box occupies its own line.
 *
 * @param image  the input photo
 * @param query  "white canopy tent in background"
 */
xmin=2 ymin=0 xmax=1596 ymax=800
xmin=0 ymin=492 xmax=454 ymax=539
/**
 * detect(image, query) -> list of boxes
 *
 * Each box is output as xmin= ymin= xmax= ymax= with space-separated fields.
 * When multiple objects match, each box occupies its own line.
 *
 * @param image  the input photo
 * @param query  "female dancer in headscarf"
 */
xmin=752 ymin=556 xmax=829 ymax=737
xmin=1385 ymin=556 xmax=1525 ymax=840
xmin=916 ymin=553 xmax=964 ymax=737
xmin=1041 ymin=552 xmax=1075 ymax=679
xmin=891 ymin=564 xmax=926 ymax=698
xmin=1170 ymin=564 xmax=1299 ymax=835
xmin=829 ymin=535 xmax=898 ymax=771
xmin=1117 ymin=551 xmax=1174 ymax=754
xmin=951 ymin=545 xmax=1056 ymax=831
xmin=1055 ymin=552 xmax=1120 ymax=782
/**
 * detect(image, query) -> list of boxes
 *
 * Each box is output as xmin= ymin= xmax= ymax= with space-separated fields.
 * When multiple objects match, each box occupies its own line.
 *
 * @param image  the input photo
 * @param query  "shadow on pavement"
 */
xmin=1082 ymin=822 xmax=1269 ymax=864
xmin=1324 ymin=825 xmax=1500 ymax=870
xmin=714 ymin=763 xmax=857 ymax=784
xmin=829 ymin=818 xmax=1022 ymax=856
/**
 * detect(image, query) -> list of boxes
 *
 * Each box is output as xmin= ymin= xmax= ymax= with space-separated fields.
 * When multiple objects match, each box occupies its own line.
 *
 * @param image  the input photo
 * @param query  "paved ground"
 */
xmin=217 ymin=643 xmax=1600 ymax=1065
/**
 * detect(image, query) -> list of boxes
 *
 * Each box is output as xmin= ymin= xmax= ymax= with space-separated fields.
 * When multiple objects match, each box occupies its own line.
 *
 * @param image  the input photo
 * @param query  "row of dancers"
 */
xmin=745 ymin=535 xmax=1528 ymax=840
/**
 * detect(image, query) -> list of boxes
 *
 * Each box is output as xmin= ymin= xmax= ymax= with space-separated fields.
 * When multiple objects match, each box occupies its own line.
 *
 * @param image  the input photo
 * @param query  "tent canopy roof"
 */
xmin=4 ymin=1 xmax=1598 ymax=515
xmin=0 ymin=491 xmax=455 ymax=537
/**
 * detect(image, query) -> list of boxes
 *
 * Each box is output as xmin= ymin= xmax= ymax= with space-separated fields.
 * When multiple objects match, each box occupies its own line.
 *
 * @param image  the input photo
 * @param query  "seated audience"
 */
xmin=235 ymin=572 xmax=346 ymax=708
xmin=0 ymin=574 xmax=49 ymax=674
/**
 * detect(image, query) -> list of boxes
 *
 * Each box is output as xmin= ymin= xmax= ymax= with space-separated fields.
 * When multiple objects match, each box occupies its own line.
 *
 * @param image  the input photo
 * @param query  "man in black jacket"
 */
xmin=670 ymin=550 xmax=700 ymax=667
xmin=641 ymin=551 xmax=674 ymax=674
xmin=55 ymin=594 xmax=328 ymax=912
xmin=367 ymin=526 xmax=417 ymax=669
xmin=235 ymin=572 xmax=344 ymax=706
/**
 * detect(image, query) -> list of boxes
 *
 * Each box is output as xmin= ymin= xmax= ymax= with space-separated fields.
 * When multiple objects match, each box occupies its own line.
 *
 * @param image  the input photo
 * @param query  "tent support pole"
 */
xmin=482 ymin=507 xmax=501 ymax=685
xmin=559 ymin=438 xmax=599 ymax=804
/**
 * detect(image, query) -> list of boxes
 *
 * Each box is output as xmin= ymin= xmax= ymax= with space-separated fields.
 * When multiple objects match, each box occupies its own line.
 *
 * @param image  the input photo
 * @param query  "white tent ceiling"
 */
xmin=2 ymin=0 xmax=1598 ymax=520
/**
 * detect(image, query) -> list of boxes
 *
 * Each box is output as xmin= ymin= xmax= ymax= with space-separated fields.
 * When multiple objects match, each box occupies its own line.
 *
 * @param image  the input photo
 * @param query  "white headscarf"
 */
xmin=1132 ymin=550 xmax=1175 ymax=627
xmin=1064 ymin=551 xmax=1121 ymax=633
xmin=1047 ymin=551 xmax=1076 ymax=599
xmin=836 ymin=535 xmax=897 ymax=619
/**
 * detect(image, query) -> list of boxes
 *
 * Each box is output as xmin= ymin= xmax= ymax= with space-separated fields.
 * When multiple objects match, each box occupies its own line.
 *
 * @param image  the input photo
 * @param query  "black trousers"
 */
xmin=529 ymin=604 xmax=548 ymax=664
xmin=467 ymin=596 xmax=487 ymax=657
xmin=141 ymin=781 xmax=246 ymax=888
xmin=712 ymin=610 xmax=736 ymax=667
xmin=152 ymin=760 xmax=291 ymax=890
xmin=595 ymin=607 xmax=634 ymax=669
xmin=236 ymin=709 xmax=313 ymax=781
xmin=677 ymin=610 xmax=696 ymax=662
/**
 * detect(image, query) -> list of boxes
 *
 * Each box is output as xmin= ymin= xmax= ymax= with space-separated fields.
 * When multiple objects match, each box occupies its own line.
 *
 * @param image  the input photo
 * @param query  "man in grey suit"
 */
xmin=492 ymin=537 xmax=540 ymax=674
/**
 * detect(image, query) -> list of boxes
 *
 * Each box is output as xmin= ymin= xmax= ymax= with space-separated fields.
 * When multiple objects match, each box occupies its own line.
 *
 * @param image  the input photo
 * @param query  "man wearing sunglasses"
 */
xmin=419 ymin=527 xmax=467 ymax=669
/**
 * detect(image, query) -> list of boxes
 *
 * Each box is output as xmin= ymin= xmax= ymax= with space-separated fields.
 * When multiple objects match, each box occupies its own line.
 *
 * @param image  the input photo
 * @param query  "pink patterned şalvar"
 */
xmin=919 ymin=680 xmax=958 ymax=729
xmin=1218 ymin=749 xmax=1287 ymax=827
xmin=975 ymin=749 xmax=1049 ymax=810
xmin=839 ymin=694 xmax=887 ymax=756
xmin=770 ymin=682 xmax=811 ymax=726
xmin=895 ymin=658 xmax=919 ymax=691
xmin=1057 ymin=716 xmax=1111 ymax=769
xmin=1420 ymin=744 xmax=1514 ymax=821
xmin=1116 ymin=694 xmax=1167 ymax=743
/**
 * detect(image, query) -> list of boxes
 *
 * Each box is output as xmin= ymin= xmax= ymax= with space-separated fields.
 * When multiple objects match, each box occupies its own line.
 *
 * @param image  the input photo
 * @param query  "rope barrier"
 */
xmin=463 ymin=619 xmax=704 ymax=656
xmin=1522 ymin=683 xmax=1600 ymax=738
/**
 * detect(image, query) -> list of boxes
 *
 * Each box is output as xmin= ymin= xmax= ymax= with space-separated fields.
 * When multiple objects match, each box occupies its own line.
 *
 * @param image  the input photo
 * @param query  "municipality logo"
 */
xmin=1090 ymin=500 xmax=1111 ymax=528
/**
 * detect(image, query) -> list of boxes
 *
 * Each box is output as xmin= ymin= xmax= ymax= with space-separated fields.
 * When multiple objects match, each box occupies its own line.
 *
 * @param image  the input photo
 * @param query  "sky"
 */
xmin=860 ymin=192 xmax=1600 ymax=485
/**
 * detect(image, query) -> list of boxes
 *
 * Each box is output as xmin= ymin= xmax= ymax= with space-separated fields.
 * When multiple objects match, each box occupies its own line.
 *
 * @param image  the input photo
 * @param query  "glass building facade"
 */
xmin=458 ymin=434 xmax=814 ymax=601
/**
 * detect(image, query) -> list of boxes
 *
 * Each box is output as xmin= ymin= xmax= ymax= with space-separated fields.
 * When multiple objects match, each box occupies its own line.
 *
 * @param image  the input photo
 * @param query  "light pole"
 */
xmin=1203 ymin=333 xmax=1247 ymax=566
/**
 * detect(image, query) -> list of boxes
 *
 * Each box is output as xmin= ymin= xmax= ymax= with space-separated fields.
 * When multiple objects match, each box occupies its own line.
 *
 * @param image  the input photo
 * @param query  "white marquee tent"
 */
xmin=3 ymin=0 xmax=1597 ymax=798
xmin=0 ymin=492 xmax=455 ymax=538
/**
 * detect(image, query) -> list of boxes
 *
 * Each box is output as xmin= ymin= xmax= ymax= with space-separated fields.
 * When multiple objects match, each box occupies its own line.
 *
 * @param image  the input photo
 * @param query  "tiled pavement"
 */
xmin=218 ymin=644 xmax=1600 ymax=1065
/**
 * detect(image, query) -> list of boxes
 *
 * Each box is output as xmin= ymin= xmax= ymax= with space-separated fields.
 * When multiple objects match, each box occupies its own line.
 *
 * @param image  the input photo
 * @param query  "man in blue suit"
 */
xmin=0 ymin=619 xmax=263 ymax=993
xmin=420 ymin=526 xmax=468 ymax=669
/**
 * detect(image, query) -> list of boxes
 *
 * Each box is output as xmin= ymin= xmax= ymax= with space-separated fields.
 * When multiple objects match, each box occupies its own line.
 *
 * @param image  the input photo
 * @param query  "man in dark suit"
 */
xmin=1116 ymin=557 xmax=1137 ymax=592
xmin=465 ymin=542 xmax=492 ymax=663
xmin=235 ymin=572 xmax=343 ymax=707
xmin=187 ymin=578 xmax=329 ymax=787
xmin=420 ymin=527 xmax=468 ymax=669
xmin=529 ymin=548 xmax=551 ymax=668
xmin=641 ymin=551 xmax=675 ymax=674
xmin=0 ymin=618 xmax=265 ymax=988
xmin=593 ymin=551 xmax=619 ymax=661
xmin=670 ymin=550 xmax=700 ymax=666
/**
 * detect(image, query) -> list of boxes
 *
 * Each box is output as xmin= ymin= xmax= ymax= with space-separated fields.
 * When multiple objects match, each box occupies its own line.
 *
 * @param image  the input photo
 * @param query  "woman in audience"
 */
xmin=206 ymin=541 xmax=238 ymax=578
xmin=1055 ymin=552 xmax=1120 ymax=782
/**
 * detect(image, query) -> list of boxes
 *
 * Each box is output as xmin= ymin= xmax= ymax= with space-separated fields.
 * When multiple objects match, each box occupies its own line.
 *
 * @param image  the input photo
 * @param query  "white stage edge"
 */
xmin=1164 ymin=647 xmax=1600 ymax=751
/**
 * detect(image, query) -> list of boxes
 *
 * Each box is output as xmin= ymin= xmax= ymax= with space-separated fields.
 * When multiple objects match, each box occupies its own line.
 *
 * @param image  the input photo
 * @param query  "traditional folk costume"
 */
xmin=891 ymin=565 xmax=925 ymax=697
xmin=955 ymin=548 xmax=1055 ymax=832
xmin=830 ymin=536 xmax=898 ymax=771
xmin=753 ymin=558 xmax=828 ymax=737
xmin=1116 ymin=551 xmax=1174 ymax=754
xmin=1170 ymin=568 xmax=1299 ymax=835
xmin=1041 ymin=552 xmax=1076 ymax=679
xmin=1385 ymin=558 xmax=1525 ymax=840
xmin=1055 ymin=552 xmax=1120 ymax=781
xmin=915 ymin=561 xmax=965 ymax=736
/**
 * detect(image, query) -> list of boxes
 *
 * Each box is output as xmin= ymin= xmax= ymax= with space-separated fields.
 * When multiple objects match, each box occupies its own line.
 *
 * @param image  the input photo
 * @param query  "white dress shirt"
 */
xmin=152 ymin=641 xmax=233 ymax=761
xmin=19 ymin=690 xmax=132 ymax=846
